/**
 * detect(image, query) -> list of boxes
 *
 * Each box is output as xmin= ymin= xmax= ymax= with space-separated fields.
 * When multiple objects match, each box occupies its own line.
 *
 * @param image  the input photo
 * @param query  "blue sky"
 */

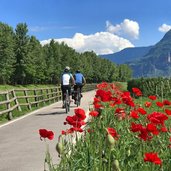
xmin=1 ymin=0 xmax=171 ymax=55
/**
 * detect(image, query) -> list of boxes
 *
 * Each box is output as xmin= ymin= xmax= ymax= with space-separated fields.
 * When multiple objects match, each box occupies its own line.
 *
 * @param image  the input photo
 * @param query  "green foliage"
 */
xmin=128 ymin=77 xmax=171 ymax=98
xmin=0 ymin=22 xmax=16 ymax=84
xmin=0 ymin=22 xmax=133 ymax=85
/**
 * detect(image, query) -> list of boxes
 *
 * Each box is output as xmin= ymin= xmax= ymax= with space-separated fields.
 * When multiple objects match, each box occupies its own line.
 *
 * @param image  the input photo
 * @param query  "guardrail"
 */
xmin=0 ymin=84 xmax=96 ymax=120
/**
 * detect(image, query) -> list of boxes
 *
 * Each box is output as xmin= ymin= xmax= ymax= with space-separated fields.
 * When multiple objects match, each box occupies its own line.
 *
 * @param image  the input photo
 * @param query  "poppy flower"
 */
xmin=106 ymin=127 xmax=119 ymax=140
xmin=144 ymin=152 xmax=162 ymax=165
xmin=163 ymin=99 xmax=171 ymax=105
xmin=74 ymin=108 xmax=86 ymax=120
xmin=89 ymin=110 xmax=99 ymax=117
xmin=165 ymin=109 xmax=171 ymax=115
xmin=137 ymin=107 xmax=147 ymax=115
xmin=148 ymin=95 xmax=157 ymax=100
xmin=132 ymin=87 xmax=142 ymax=96
xmin=156 ymin=101 xmax=164 ymax=108
xmin=145 ymin=101 xmax=152 ymax=108
xmin=130 ymin=110 xmax=139 ymax=119
xmin=39 ymin=129 xmax=54 ymax=140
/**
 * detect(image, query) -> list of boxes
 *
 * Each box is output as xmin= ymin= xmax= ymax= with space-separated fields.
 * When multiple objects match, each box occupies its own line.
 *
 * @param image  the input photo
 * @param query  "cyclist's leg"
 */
xmin=68 ymin=85 xmax=72 ymax=103
xmin=79 ymin=84 xmax=83 ymax=97
xmin=62 ymin=86 xmax=67 ymax=108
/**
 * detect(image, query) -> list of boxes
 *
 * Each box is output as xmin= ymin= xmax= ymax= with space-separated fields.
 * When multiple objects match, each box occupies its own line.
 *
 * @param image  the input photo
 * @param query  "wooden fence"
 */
xmin=0 ymin=84 xmax=96 ymax=120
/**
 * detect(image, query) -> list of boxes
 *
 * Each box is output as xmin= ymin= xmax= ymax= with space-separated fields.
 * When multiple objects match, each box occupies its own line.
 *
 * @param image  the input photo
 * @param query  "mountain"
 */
xmin=129 ymin=29 xmax=171 ymax=77
xmin=100 ymin=46 xmax=152 ymax=64
xmin=100 ymin=29 xmax=171 ymax=78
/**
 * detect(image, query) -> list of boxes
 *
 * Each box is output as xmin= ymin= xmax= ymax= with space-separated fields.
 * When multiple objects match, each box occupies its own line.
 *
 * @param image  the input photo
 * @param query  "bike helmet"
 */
xmin=76 ymin=70 xmax=80 ymax=73
xmin=64 ymin=66 xmax=70 ymax=72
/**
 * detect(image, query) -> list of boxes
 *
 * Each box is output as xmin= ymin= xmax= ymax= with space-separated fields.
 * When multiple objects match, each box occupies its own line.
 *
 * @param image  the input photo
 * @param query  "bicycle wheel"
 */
xmin=76 ymin=88 xmax=81 ymax=107
xmin=65 ymin=90 xmax=70 ymax=113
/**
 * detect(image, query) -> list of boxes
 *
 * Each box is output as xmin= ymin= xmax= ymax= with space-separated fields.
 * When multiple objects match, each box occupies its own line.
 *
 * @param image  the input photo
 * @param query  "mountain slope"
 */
xmin=100 ymin=46 xmax=152 ymax=64
xmin=129 ymin=29 xmax=171 ymax=77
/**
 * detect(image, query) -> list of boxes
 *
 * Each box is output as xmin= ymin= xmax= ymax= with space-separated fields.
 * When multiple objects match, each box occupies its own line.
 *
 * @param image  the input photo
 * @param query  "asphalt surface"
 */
xmin=0 ymin=90 xmax=96 ymax=171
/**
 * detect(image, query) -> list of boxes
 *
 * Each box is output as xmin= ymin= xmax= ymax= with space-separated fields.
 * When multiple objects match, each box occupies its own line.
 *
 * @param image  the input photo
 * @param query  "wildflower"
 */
xmin=148 ymin=95 xmax=157 ymax=100
xmin=144 ymin=152 xmax=162 ymax=165
xmin=74 ymin=108 xmax=86 ymax=120
xmin=137 ymin=107 xmax=147 ymax=115
xmin=130 ymin=110 xmax=139 ymax=119
xmin=163 ymin=99 xmax=171 ymax=105
xmin=165 ymin=109 xmax=171 ymax=115
xmin=39 ymin=129 xmax=54 ymax=140
xmin=89 ymin=110 xmax=99 ymax=117
xmin=145 ymin=101 xmax=152 ymax=108
xmin=156 ymin=101 xmax=164 ymax=108
xmin=132 ymin=87 xmax=142 ymax=96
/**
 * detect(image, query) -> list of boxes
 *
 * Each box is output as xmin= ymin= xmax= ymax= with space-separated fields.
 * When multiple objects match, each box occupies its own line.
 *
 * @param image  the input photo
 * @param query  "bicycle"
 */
xmin=63 ymin=89 xmax=70 ymax=113
xmin=75 ymin=87 xmax=81 ymax=107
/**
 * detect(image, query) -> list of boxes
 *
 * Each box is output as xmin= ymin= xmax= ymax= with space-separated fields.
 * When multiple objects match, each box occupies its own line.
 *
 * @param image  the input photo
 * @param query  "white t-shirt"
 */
xmin=62 ymin=73 xmax=72 ymax=85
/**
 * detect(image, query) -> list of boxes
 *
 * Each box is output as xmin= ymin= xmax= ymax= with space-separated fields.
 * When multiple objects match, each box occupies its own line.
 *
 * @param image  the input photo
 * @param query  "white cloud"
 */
xmin=106 ymin=19 xmax=139 ymax=39
xmin=158 ymin=24 xmax=171 ymax=33
xmin=41 ymin=32 xmax=134 ymax=55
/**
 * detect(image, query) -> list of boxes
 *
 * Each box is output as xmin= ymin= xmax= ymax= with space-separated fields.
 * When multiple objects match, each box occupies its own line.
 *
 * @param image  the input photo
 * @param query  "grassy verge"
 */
xmin=0 ymin=84 xmax=59 ymax=125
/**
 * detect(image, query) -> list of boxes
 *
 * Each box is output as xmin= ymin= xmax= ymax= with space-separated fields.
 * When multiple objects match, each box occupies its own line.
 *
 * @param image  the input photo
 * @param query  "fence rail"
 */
xmin=0 ymin=84 xmax=96 ymax=120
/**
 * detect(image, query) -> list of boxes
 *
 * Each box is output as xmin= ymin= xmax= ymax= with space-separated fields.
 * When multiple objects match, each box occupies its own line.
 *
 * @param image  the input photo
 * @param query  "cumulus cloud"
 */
xmin=106 ymin=19 xmax=139 ymax=39
xmin=158 ymin=24 xmax=171 ymax=33
xmin=41 ymin=32 xmax=134 ymax=55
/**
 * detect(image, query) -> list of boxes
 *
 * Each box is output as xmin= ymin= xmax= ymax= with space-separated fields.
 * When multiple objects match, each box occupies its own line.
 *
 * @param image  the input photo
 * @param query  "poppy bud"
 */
xmin=112 ymin=159 xmax=121 ymax=171
xmin=56 ymin=142 xmax=64 ymax=157
xmin=107 ymin=134 xmax=116 ymax=148
xmin=127 ymin=149 xmax=131 ymax=157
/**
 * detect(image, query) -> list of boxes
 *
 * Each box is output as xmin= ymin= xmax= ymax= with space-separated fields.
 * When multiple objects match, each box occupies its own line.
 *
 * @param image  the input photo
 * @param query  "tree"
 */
xmin=13 ymin=23 xmax=30 ymax=84
xmin=118 ymin=64 xmax=132 ymax=81
xmin=0 ymin=22 xmax=15 ymax=84
xmin=27 ymin=36 xmax=46 ymax=83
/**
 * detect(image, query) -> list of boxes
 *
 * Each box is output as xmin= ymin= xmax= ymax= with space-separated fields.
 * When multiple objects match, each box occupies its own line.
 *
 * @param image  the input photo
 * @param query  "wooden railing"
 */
xmin=0 ymin=84 xmax=96 ymax=120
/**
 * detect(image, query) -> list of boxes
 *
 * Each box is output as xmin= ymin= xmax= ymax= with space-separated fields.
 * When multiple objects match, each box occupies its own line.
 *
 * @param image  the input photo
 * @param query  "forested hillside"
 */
xmin=0 ymin=22 xmax=132 ymax=84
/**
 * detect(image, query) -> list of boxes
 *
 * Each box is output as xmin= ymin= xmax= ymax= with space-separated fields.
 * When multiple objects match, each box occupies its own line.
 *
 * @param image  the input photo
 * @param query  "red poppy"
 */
xmin=121 ymin=91 xmax=135 ymax=107
xmin=147 ymin=112 xmax=168 ymax=125
xmin=89 ymin=110 xmax=99 ymax=117
xmin=163 ymin=99 xmax=171 ymax=105
xmin=137 ymin=107 xmax=147 ymax=115
xmin=146 ymin=123 xmax=159 ymax=135
xmin=107 ymin=127 xmax=119 ymax=140
xmin=39 ymin=129 xmax=54 ymax=140
xmin=145 ymin=101 xmax=152 ymax=108
xmin=148 ymin=95 xmax=157 ymax=100
xmin=165 ymin=109 xmax=171 ymax=115
xmin=144 ymin=152 xmax=162 ymax=165
xmin=130 ymin=110 xmax=139 ymax=119
xmin=130 ymin=122 xmax=143 ymax=132
xmin=132 ymin=87 xmax=142 ymax=96
xmin=74 ymin=108 xmax=86 ymax=120
xmin=156 ymin=101 xmax=164 ymax=108
xmin=96 ymin=89 xmax=112 ymax=102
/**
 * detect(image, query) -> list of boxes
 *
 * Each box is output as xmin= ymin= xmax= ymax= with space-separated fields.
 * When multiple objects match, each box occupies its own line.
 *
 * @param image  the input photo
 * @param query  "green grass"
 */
xmin=0 ymin=84 xmax=60 ymax=125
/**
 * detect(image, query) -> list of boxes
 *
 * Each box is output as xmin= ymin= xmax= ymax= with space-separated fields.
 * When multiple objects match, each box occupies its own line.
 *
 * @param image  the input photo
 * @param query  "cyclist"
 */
xmin=61 ymin=66 xmax=75 ymax=108
xmin=73 ymin=70 xmax=86 ymax=104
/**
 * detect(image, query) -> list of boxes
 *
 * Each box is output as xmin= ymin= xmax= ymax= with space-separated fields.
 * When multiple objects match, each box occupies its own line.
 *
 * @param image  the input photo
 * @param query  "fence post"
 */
xmin=41 ymin=89 xmax=46 ymax=105
xmin=34 ymin=90 xmax=39 ymax=107
xmin=6 ymin=92 xmax=13 ymax=120
xmin=46 ymin=88 xmax=49 ymax=103
xmin=24 ymin=90 xmax=32 ymax=110
xmin=12 ymin=90 xmax=21 ymax=111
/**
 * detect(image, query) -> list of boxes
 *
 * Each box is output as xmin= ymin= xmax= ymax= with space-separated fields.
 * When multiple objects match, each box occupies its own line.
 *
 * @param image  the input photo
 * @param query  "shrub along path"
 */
xmin=0 ymin=90 xmax=96 ymax=171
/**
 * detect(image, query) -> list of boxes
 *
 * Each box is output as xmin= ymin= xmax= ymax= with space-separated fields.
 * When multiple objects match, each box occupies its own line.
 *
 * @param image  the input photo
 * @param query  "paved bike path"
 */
xmin=0 ymin=90 xmax=96 ymax=171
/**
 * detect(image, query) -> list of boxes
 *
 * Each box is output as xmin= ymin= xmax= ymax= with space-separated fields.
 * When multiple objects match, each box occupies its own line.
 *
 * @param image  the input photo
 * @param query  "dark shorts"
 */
xmin=61 ymin=85 xmax=71 ymax=100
